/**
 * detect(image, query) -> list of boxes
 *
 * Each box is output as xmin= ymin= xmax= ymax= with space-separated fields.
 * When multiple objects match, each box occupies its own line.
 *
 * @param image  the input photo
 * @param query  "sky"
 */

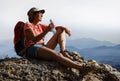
xmin=0 ymin=0 xmax=120 ymax=44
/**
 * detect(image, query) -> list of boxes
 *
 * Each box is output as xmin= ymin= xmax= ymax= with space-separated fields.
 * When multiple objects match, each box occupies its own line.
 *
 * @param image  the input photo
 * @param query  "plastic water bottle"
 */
xmin=50 ymin=19 xmax=56 ymax=34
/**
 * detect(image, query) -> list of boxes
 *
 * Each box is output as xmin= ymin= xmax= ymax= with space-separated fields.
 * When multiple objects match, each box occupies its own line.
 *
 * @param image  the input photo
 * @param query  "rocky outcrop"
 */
xmin=0 ymin=51 xmax=120 ymax=81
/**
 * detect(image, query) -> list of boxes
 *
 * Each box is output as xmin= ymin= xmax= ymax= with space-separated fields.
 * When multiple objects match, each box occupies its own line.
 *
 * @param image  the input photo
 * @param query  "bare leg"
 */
xmin=36 ymin=28 xmax=83 ymax=69
xmin=46 ymin=28 xmax=63 ymax=49
xmin=37 ymin=46 xmax=82 ymax=69
xmin=57 ymin=29 xmax=72 ymax=59
xmin=58 ymin=30 xmax=66 ymax=51
xmin=46 ymin=28 xmax=71 ymax=59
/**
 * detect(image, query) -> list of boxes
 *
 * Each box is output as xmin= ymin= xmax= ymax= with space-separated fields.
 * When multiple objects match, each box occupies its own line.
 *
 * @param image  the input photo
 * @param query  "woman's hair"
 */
xmin=28 ymin=12 xmax=39 ymax=23
xmin=28 ymin=13 xmax=35 ymax=23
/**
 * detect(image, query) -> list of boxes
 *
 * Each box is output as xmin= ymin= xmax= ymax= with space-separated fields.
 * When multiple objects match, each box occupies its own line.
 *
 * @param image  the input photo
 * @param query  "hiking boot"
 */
xmin=60 ymin=50 xmax=73 ymax=60
xmin=79 ymin=63 xmax=92 ymax=76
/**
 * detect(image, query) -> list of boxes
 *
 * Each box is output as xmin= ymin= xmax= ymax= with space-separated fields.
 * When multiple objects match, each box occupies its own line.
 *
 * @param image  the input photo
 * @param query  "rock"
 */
xmin=0 ymin=51 xmax=120 ymax=81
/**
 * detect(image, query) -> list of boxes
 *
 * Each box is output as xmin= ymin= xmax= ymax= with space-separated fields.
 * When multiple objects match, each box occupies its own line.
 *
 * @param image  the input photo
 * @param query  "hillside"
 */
xmin=0 ymin=51 xmax=120 ymax=81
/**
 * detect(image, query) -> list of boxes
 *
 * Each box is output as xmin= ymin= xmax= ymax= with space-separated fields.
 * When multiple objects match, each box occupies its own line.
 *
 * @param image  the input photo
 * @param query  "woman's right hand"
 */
xmin=48 ymin=22 xmax=55 ymax=31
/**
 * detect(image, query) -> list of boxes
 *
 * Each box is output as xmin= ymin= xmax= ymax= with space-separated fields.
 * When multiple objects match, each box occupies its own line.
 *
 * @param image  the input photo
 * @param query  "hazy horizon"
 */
xmin=1 ymin=0 xmax=120 ymax=44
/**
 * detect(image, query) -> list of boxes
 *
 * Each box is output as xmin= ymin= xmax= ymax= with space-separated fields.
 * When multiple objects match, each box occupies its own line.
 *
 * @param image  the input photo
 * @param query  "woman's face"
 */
xmin=34 ymin=12 xmax=43 ymax=22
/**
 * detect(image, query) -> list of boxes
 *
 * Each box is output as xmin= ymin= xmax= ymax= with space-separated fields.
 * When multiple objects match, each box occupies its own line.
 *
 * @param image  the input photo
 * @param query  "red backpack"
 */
xmin=14 ymin=21 xmax=25 ymax=56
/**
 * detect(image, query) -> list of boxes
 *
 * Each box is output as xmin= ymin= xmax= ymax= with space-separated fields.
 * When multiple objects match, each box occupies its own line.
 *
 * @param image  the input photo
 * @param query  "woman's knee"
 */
xmin=56 ymin=28 xmax=63 ymax=32
xmin=55 ymin=28 xmax=64 ymax=35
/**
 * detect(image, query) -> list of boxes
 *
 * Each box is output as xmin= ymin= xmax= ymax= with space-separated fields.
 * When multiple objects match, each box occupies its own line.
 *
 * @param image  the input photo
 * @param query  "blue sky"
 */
xmin=0 ymin=0 xmax=120 ymax=44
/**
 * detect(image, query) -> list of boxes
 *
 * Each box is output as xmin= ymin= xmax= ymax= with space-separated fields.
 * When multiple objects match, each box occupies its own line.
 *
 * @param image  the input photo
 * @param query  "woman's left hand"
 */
xmin=55 ymin=26 xmax=71 ymax=36
xmin=64 ymin=27 xmax=71 ymax=36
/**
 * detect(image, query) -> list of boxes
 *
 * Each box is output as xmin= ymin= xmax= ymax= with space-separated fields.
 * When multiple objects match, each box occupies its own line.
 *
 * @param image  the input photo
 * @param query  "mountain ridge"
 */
xmin=67 ymin=38 xmax=117 ymax=49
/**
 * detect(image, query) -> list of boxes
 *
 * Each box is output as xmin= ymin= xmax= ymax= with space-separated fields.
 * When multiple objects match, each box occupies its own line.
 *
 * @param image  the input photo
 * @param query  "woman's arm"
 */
xmin=25 ymin=26 xmax=51 ymax=43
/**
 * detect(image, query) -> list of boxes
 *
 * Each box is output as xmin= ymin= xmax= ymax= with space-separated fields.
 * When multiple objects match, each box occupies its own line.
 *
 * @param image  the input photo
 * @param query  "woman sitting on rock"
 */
xmin=24 ymin=7 xmax=85 ymax=70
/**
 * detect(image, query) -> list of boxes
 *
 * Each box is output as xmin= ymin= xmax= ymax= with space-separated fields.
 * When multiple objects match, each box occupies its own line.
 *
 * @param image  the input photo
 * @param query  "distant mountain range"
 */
xmin=0 ymin=38 xmax=116 ymax=52
xmin=79 ymin=44 xmax=120 ymax=61
xmin=66 ymin=38 xmax=116 ymax=49
xmin=0 ymin=38 xmax=120 ymax=71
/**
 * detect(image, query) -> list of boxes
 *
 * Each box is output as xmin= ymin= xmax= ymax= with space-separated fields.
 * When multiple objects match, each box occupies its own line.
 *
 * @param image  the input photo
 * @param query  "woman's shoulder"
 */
xmin=24 ymin=22 xmax=34 ymax=30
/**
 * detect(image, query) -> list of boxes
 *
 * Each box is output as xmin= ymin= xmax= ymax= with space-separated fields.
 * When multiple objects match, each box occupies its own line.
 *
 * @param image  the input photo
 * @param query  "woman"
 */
xmin=24 ymin=7 xmax=84 ymax=70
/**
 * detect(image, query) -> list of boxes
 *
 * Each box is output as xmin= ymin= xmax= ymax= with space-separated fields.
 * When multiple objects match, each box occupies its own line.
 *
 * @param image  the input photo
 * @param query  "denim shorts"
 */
xmin=27 ymin=44 xmax=44 ymax=58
